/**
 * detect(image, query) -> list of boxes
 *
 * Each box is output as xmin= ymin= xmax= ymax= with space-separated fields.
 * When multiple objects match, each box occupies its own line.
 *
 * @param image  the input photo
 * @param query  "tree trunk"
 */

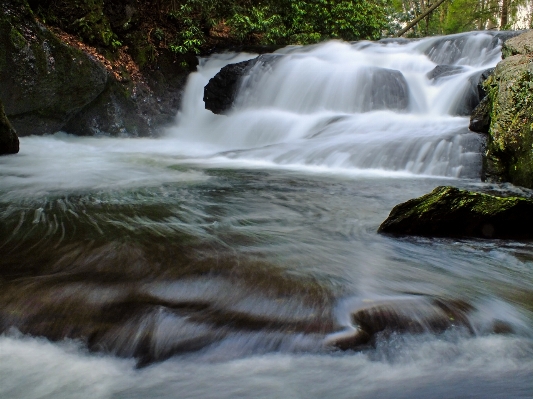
xmin=500 ymin=0 xmax=509 ymax=29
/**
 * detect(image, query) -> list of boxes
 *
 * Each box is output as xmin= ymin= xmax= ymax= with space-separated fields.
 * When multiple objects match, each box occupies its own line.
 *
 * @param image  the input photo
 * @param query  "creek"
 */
xmin=0 ymin=32 xmax=532 ymax=398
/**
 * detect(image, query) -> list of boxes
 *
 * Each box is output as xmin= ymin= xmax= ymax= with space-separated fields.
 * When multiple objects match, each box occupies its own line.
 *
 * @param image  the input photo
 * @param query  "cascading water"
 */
xmin=168 ymin=32 xmax=505 ymax=179
xmin=0 ymin=32 xmax=532 ymax=399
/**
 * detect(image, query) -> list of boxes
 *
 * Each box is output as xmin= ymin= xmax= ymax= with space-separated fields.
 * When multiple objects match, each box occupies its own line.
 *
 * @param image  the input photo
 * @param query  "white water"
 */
xmin=0 ymin=32 xmax=532 ymax=399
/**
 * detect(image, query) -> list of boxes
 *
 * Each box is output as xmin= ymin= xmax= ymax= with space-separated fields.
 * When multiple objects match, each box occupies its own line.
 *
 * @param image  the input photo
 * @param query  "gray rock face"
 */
xmin=0 ymin=0 xmax=108 ymax=136
xmin=361 ymin=67 xmax=410 ymax=112
xmin=0 ymin=99 xmax=19 ymax=155
xmin=427 ymin=65 xmax=466 ymax=81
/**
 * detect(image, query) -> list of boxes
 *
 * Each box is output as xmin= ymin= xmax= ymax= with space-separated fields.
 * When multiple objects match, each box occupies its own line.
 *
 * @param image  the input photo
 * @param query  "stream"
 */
xmin=0 ymin=32 xmax=532 ymax=398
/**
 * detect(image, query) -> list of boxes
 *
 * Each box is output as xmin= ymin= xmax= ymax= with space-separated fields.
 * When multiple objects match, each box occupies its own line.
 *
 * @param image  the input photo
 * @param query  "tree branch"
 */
xmin=396 ymin=0 xmax=449 ymax=37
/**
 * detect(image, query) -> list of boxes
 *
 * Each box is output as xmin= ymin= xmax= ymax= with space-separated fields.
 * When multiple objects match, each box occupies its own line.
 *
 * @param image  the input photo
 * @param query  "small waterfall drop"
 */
xmin=168 ymin=32 xmax=506 ymax=178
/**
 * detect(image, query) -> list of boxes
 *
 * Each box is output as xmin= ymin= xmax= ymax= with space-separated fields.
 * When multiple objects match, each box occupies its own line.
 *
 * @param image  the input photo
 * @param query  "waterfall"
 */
xmin=168 ymin=32 xmax=505 ymax=178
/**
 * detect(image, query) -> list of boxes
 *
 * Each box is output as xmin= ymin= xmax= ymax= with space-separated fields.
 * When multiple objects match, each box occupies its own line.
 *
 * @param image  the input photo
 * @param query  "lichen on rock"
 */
xmin=483 ymin=31 xmax=533 ymax=187
xmin=378 ymin=186 xmax=533 ymax=239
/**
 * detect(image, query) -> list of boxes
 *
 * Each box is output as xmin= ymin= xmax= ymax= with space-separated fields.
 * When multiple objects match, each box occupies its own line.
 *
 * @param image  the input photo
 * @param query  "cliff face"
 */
xmin=483 ymin=31 xmax=533 ymax=188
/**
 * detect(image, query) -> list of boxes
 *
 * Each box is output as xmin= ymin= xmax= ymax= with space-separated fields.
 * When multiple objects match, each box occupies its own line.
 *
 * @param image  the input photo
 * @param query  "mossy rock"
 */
xmin=378 ymin=186 xmax=533 ymax=239
xmin=0 ymin=0 xmax=108 ymax=135
xmin=0 ymin=99 xmax=19 ymax=155
xmin=484 ymin=34 xmax=533 ymax=188
xmin=502 ymin=30 xmax=533 ymax=58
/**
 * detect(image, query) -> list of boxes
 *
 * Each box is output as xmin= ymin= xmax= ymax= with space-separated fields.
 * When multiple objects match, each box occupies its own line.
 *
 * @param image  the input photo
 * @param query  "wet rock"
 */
xmin=204 ymin=54 xmax=280 ymax=114
xmin=325 ymin=296 xmax=474 ymax=351
xmin=0 ymin=99 xmax=19 ymax=155
xmin=449 ymin=68 xmax=494 ymax=117
xmin=482 ymin=31 xmax=533 ymax=187
xmin=426 ymin=65 xmax=466 ymax=81
xmin=469 ymin=95 xmax=491 ymax=133
xmin=378 ymin=186 xmax=533 ymax=239
xmin=0 ymin=0 xmax=108 ymax=135
xmin=361 ymin=67 xmax=410 ymax=112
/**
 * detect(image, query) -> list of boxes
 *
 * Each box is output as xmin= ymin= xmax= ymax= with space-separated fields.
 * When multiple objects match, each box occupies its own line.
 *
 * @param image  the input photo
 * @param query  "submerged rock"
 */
xmin=0 ymin=99 xmax=19 ymax=155
xmin=360 ymin=67 xmax=410 ymax=112
xmin=378 ymin=186 xmax=533 ymax=239
xmin=325 ymin=296 xmax=477 ymax=351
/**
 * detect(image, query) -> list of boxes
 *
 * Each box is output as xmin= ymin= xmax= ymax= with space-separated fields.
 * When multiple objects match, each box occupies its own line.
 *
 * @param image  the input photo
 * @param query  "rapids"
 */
xmin=0 ymin=32 xmax=532 ymax=398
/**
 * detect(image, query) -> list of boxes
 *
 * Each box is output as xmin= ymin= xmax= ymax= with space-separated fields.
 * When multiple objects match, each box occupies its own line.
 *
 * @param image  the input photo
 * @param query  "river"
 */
xmin=0 ymin=32 xmax=532 ymax=398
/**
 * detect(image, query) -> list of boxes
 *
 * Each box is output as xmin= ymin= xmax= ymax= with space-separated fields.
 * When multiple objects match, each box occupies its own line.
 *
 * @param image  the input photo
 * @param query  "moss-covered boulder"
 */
xmin=482 ymin=31 xmax=533 ymax=187
xmin=0 ymin=0 xmax=108 ymax=136
xmin=0 ymin=99 xmax=19 ymax=155
xmin=378 ymin=186 xmax=533 ymax=239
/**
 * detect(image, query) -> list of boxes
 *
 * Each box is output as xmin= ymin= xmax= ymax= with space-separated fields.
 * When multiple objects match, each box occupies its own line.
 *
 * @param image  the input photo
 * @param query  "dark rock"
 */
xmin=450 ymin=68 xmax=494 ymax=116
xmin=475 ymin=67 xmax=495 ymax=98
xmin=0 ymin=99 xmax=19 ymax=155
xmin=0 ymin=0 xmax=108 ymax=136
xmin=361 ymin=67 xmax=410 ymax=112
xmin=204 ymin=57 xmax=256 ymax=114
xmin=378 ymin=186 xmax=533 ymax=239
xmin=325 ymin=296 xmax=474 ymax=351
xmin=204 ymin=54 xmax=281 ymax=114
xmin=427 ymin=65 xmax=466 ymax=81
xmin=469 ymin=95 xmax=491 ymax=133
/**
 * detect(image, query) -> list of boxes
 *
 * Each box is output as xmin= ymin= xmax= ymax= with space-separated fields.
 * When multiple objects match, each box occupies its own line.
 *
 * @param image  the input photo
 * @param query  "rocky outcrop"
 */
xmin=378 ymin=186 xmax=533 ymax=239
xmin=0 ymin=0 xmax=195 ymax=137
xmin=482 ymin=30 xmax=533 ymax=187
xmin=0 ymin=99 xmax=19 ymax=155
xmin=204 ymin=54 xmax=281 ymax=114
xmin=0 ymin=0 xmax=108 ymax=136
xmin=204 ymin=58 xmax=256 ymax=114
xmin=204 ymin=57 xmax=409 ymax=114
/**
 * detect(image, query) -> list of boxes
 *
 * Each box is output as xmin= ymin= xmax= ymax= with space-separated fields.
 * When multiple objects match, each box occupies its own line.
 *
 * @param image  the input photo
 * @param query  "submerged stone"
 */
xmin=378 ymin=186 xmax=533 ymax=239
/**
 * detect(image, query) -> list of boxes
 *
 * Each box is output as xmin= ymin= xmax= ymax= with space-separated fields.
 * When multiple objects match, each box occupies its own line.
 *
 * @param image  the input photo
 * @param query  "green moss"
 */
xmin=9 ymin=27 xmax=27 ymax=50
xmin=484 ymin=53 xmax=533 ymax=188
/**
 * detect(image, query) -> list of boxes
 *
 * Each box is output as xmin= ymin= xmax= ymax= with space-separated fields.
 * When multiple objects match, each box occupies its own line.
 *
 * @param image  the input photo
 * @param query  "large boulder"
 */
xmin=378 ymin=186 xmax=533 ymax=239
xmin=502 ymin=30 xmax=533 ymax=58
xmin=0 ymin=0 xmax=108 ymax=136
xmin=204 ymin=58 xmax=254 ymax=114
xmin=360 ymin=67 xmax=410 ymax=112
xmin=0 ymin=99 xmax=19 ymax=155
xmin=483 ymin=42 xmax=533 ymax=186
xmin=204 ymin=54 xmax=281 ymax=114
xmin=204 ymin=57 xmax=409 ymax=114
